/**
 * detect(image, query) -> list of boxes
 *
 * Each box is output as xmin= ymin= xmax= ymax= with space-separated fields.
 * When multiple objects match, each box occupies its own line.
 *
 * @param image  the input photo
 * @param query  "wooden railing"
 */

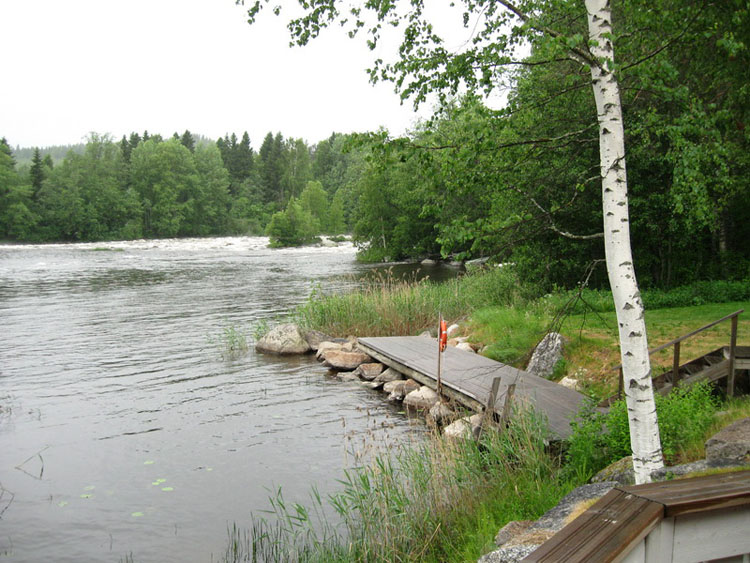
xmin=613 ymin=309 xmax=743 ymax=399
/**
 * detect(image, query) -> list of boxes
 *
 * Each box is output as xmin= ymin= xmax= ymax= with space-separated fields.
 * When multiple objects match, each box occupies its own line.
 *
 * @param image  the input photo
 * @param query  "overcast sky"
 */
xmin=1 ymin=0 xmax=465 ymax=150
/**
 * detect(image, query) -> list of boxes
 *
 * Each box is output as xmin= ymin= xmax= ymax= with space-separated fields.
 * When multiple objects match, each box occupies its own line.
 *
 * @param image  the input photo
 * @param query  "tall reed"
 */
xmin=222 ymin=405 xmax=572 ymax=562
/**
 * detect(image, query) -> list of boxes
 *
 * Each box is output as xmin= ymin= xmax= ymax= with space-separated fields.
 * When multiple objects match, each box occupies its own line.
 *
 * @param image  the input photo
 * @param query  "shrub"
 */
xmin=564 ymin=382 xmax=720 ymax=479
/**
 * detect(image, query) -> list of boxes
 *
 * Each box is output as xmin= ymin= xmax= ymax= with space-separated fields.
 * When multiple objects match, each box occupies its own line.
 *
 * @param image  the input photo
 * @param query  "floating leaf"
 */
xmin=131 ymin=511 xmax=144 ymax=517
xmin=151 ymin=478 xmax=166 ymax=485
xmin=83 ymin=485 xmax=95 ymax=491
xmin=58 ymin=501 xmax=68 ymax=508
xmin=80 ymin=494 xmax=92 ymax=499
xmin=206 ymin=468 xmax=213 ymax=472
xmin=143 ymin=460 xmax=155 ymax=465
xmin=161 ymin=487 xmax=174 ymax=492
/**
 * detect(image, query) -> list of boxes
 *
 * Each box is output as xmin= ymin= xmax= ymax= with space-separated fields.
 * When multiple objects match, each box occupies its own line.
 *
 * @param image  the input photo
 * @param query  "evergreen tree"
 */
xmin=180 ymin=130 xmax=196 ymax=153
xmin=29 ymin=148 xmax=45 ymax=199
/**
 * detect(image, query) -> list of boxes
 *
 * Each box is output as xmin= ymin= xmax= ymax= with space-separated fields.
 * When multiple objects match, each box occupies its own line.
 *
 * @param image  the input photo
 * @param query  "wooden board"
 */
xmin=358 ymin=336 xmax=586 ymax=439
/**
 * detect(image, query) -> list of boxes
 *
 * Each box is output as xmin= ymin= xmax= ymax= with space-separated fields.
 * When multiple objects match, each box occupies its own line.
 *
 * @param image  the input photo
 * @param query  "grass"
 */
xmin=222 ymin=407 xmax=575 ymax=563
xmin=207 ymin=324 xmax=250 ymax=360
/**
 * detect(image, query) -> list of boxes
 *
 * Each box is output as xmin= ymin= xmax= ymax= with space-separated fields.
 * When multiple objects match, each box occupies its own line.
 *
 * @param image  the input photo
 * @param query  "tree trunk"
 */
xmin=585 ymin=0 xmax=664 ymax=484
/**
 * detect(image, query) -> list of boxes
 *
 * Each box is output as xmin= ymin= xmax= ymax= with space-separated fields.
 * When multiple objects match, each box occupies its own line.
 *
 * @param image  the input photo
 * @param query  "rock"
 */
xmin=354 ymin=363 xmax=384 ymax=381
xmin=591 ymin=456 xmax=635 ymax=486
xmin=446 ymin=323 xmax=460 ymax=337
xmin=478 ymin=545 xmax=538 ymax=563
xmin=558 ymin=376 xmax=579 ymax=391
xmin=375 ymin=367 xmax=404 ymax=383
xmin=362 ymin=380 xmax=384 ymax=390
xmin=705 ymin=417 xmax=750 ymax=466
xmin=444 ymin=417 xmax=473 ymax=440
xmin=481 ymin=482 xmax=618 ymax=563
xmin=384 ymin=378 xmax=420 ymax=401
xmin=418 ymin=330 xmax=432 ymax=338
xmin=650 ymin=460 xmax=711 ymax=481
xmin=456 ymin=342 xmax=475 ymax=353
xmin=303 ymin=330 xmax=330 ymax=352
xmin=494 ymin=520 xmax=534 ymax=548
xmin=403 ymin=386 xmax=439 ymax=410
xmin=338 ymin=371 xmax=360 ymax=382
xmin=255 ymin=323 xmax=311 ymax=355
xmin=322 ymin=350 xmax=372 ymax=371
xmin=526 ymin=332 xmax=566 ymax=379
xmin=421 ymin=258 xmax=439 ymax=266
xmin=428 ymin=401 xmax=454 ymax=425
xmin=443 ymin=413 xmax=484 ymax=440
xmin=316 ymin=341 xmax=344 ymax=360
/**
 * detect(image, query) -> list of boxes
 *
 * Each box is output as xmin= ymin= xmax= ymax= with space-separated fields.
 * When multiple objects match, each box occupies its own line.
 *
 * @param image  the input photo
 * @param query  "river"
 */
xmin=0 ymin=237 xmax=457 ymax=562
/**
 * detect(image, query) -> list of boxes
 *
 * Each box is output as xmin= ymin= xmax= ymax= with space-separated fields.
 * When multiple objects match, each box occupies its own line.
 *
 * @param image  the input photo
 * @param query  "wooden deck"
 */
xmin=358 ymin=336 xmax=586 ymax=440
xmin=524 ymin=470 xmax=750 ymax=562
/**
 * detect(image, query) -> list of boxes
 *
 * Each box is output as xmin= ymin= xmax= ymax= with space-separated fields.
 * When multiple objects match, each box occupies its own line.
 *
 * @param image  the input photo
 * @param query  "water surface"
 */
xmin=0 ymin=237 xmax=451 ymax=562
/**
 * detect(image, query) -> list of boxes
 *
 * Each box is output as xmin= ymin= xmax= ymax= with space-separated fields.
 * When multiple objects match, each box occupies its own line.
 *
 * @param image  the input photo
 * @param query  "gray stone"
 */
xmin=316 ymin=341 xmax=343 ymax=360
xmin=456 ymin=342 xmax=475 ymax=353
xmin=374 ymin=367 xmax=404 ymax=383
xmin=428 ymin=400 xmax=454 ymax=425
xmin=403 ymin=385 xmax=439 ymax=410
xmin=443 ymin=413 xmax=483 ymax=440
xmin=303 ymin=330 xmax=331 ymax=352
xmin=322 ymin=350 xmax=372 ymax=371
xmin=558 ymin=376 xmax=579 ymax=391
xmin=650 ymin=460 xmax=711 ymax=481
xmin=591 ymin=456 xmax=635 ymax=486
xmin=362 ymin=380 xmax=384 ymax=390
xmin=478 ymin=545 xmax=537 ymax=563
xmin=529 ymin=482 xmax=618 ymax=534
xmin=526 ymin=332 xmax=566 ymax=379
xmin=338 ymin=371 xmax=360 ymax=382
xmin=705 ymin=417 xmax=750 ymax=465
xmin=354 ymin=363 xmax=384 ymax=381
xmin=447 ymin=323 xmax=460 ymax=337
xmin=384 ymin=378 xmax=420 ymax=401
xmin=494 ymin=520 xmax=534 ymax=548
xmin=255 ymin=323 xmax=311 ymax=355
xmin=421 ymin=258 xmax=439 ymax=266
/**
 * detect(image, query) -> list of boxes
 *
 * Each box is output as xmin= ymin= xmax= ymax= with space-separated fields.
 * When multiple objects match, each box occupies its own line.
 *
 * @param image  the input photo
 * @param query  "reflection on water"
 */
xmin=0 ymin=237 xmax=459 ymax=562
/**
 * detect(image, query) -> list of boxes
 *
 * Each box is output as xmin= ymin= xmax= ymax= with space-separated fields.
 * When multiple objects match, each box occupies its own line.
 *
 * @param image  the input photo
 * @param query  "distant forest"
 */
xmin=1 ymin=0 xmax=749 ymax=291
xmin=0 ymin=130 xmax=360 ymax=246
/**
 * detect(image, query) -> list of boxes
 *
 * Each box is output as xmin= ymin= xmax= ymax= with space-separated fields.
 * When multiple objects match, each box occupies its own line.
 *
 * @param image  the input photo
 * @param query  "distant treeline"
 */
xmin=0 ymin=130 xmax=361 ymax=244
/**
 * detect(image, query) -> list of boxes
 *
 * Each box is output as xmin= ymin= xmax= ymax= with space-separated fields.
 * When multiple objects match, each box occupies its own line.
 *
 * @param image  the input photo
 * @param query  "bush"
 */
xmin=564 ymin=382 xmax=720 ymax=480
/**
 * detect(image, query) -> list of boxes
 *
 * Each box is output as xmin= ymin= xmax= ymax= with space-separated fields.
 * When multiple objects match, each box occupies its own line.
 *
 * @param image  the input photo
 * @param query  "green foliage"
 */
xmin=266 ymin=197 xmax=319 ymax=247
xmin=564 ymin=382 xmax=721 ymax=480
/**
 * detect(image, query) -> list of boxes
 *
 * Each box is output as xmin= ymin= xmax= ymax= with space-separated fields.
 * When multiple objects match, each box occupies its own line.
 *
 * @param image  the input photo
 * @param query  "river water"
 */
xmin=0 ymin=237 xmax=454 ymax=562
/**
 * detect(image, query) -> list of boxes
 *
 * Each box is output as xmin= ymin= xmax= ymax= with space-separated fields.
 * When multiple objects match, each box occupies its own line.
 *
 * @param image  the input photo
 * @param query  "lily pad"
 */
xmin=131 ymin=511 xmax=144 ymax=517
xmin=151 ymin=478 xmax=166 ymax=485
xmin=143 ymin=460 xmax=155 ymax=465
xmin=58 ymin=501 xmax=69 ymax=508
xmin=80 ymin=494 xmax=92 ymax=499
xmin=83 ymin=485 xmax=95 ymax=491
xmin=161 ymin=487 xmax=174 ymax=492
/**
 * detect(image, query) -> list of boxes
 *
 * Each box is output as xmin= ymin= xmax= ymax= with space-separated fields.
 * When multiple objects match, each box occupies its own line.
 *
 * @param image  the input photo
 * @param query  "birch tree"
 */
xmin=239 ymin=0 xmax=664 ymax=482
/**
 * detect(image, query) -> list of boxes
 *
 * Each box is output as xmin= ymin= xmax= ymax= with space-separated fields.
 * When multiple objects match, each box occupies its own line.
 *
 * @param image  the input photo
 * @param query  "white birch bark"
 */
xmin=585 ymin=0 xmax=664 ymax=483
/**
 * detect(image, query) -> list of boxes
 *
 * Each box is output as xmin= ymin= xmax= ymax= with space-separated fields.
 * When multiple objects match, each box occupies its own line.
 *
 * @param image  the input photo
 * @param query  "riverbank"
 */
xmin=232 ymin=269 xmax=750 ymax=562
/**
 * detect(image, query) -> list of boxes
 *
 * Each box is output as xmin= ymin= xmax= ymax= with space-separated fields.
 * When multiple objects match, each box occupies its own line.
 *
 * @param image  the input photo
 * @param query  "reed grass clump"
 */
xmin=294 ymin=266 xmax=526 ymax=337
xmin=222 ymin=406 xmax=573 ymax=563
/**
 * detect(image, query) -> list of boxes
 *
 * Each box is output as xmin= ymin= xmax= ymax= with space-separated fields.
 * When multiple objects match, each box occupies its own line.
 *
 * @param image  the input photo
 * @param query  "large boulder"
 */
xmin=403 ymin=385 xmax=439 ymax=410
xmin=256 ymin=324 xmax=311 ymax=355
xmin=322 ymin=349 xmax=372 ymax=371
xmin=591 ymin=456 xmax=635 ymax=486
xmin=705 ymin=417 xmax=750 ymax=466
xmin=443 ymin=413 xmax=483 ymax=440
xmin=526 ymin=332 xmax=566 ymax=379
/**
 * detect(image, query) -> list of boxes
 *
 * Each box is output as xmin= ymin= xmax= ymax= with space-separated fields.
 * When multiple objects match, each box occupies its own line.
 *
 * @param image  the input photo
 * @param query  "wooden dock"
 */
xmin=358 ymin=336 xmax=586 ymax=440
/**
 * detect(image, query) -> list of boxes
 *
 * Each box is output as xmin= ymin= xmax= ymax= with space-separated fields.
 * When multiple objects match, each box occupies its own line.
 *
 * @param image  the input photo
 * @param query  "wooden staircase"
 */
xmin=599 ymin=311 xmax=746 ymax=407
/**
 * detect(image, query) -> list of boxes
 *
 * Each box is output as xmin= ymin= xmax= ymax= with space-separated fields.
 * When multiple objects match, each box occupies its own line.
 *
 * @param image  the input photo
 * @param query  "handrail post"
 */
xmin=728 ymin=315 xmax=738 ymax=397
xmin=617 ymin=367 xmax=623 ymax=401
xmin=672 ymin=341 xmax=681 ymax=388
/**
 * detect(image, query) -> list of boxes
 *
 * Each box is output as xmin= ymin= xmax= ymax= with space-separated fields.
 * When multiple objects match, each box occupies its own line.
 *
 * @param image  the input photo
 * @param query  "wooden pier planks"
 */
xmin=357 ymin=336 xmax=586 ymax=439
